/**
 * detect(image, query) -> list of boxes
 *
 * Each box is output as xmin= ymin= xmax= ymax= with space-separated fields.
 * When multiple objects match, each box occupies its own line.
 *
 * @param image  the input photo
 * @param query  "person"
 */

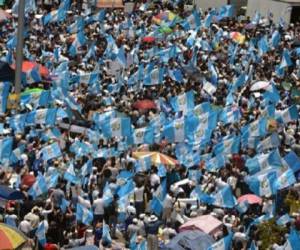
xmin=145 ymin=215 xmax=162 ymax=250
xmin=93 ymin=193 xmax=104 ymax=224
xmin=94 ymin=222 xmax=103 ymax=247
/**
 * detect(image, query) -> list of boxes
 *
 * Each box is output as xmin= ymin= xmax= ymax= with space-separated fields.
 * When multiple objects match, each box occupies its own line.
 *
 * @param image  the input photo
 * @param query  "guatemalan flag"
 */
xmin=143 ymin=67 xmax=164 ymax=86
xmin=212 ymin=186 xmax=237 ymax=208
xmin=26 ymin=108 xmax=57 ymax=126
xmin=279 ymin=48 xmax=293 ymax=69
xmin=207 ymin=233 xmax=233 ymax=250
xmin=163 ymin=118 xmax=186 ymax=143
xmin=245 ymin=170 xmax=277 ymax=197
xmin=182 ymin=10 xmax=201 ymax=30
xmin=241 ymin=117 xmax=268 ymax=138
xmin=67 ymin=16 xmax=85 ymax=34
xmin=43 ymin=8 xmax=67 ymax=26
xmin=101 ymin=117 xmax=132 ymax=138
xmin=28 ymin=173 xmax=48 ymax=199
xmin=136 ymin=156 xmax=152 ymax=173
xmin=217 ymin=5 xmax=234 ymax=20
xmin=169 ymin=91 xmax=195 ymax=114
xmin=213 ymin=136 xmax=241 ymax=155
xmin=36 ymin=222 xmax=47 ymax=247
xmin=245 ymin=149 xmax=282 ymax=175
xmin=283 ymin=229 xmax=300 ymax=250
xmin=275 ymin=168 xmax=296 ymax=190
xmin=40 ymin=142 xmax=62 ymax=162
xmin=0 ymin=137 xmax=13 ymax=160
xmin=276 ymin=105 xmax=298 ymax=124
xmin=69 ymin=31 xmax=87 ymax=57
xmin=257 ymin=133 xmax=280 ymax=153
xmin=133 ymin=126 xmax=155 ymax=145
xmin=76 ymin=203 xmax=93 ymax=225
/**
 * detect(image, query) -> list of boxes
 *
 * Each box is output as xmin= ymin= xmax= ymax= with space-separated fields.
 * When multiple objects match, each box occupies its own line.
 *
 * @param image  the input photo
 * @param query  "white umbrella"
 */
xmin=250 ymin=81 xmax=270 ymax=91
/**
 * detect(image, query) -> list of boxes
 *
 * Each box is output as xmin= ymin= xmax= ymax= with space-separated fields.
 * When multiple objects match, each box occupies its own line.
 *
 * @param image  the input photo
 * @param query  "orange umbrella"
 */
xmin=0 ymin=223 xmax=27 ymax=250
xmin=132 ymin=151 xmax=178 ymax=166
xmin=11 ymin=61 xmax=49 ymax=77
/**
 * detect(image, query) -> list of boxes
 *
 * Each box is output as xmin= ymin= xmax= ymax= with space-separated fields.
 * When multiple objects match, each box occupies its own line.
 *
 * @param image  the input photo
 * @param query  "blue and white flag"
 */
xmin=257 ymin=133 xmax=280 ymax=153
xmin=69 ymin=31 xmax=87 ymax=57
xmin=64 ymin=163 xmax=80 ymax=184
xmin=276 ymin=105 xmax=298 ymax=124
xmin=208 ymin=60 xmax=218 ymax=85
xmin=236 ymin=200 xmax=249 ymax=214
xmin=245 ymin=149 xmax=282 ymax=175
xmin=12 ymin=0 xmax=36 ymax=15
xmin=45 ymin=170 xmax=60 ymax=189
xmin=26 ymin=108 xmax=57 ymax=126
xmin=271 ymin=30 xmax=281 ymax=48
xmin=263 ymin=83 xmax=280 ymax=104
xmin=282 ymin=151 xmax=300 ymax=173
xmin=67 ymin=16 xmax=85 ymax=33
xmin=85 ymin=9 xmax=106 ymax=24
xmin=219 ymin=108 xmax=241 ymax=125
xmin=207 ymin=233 xmax=233 ymax=250
xmin=116 ymin=46 xmax=126 ymax=67
xmin=102 ymin=224 xmax=112 ymax=245
xmin=136 ymin=156 xmax=152 ymax=173
xmin=276 ymin=214 xmax=291 ymax=226
xmin=101 ymin=117 xmax=132 ymax=138
xmin=43 ymin=8 xmax=67 ymax=25
xmin=180 ymin=152 xmax=201 ymax=168
xmin=9 ymin=114 xmax=26 ymax=132
xmin=0 ymin=137 xmax=13 ymax=160
xmin=23 ymin=66 xmax=42 ymax=84
xmin=28 ymin=174 xmax=48 ymax=199
xmin=213 ymin=136 xmax=240 ymax=155
xmin=10 ymin=144 xmax=25 ymax=164
xmin=275 ymin=168 xmax=296 ymax=190
xmin=283 ymin=229 xmax=300 ymax=250
xmin=212 ymin=186 xmax=237 ymax=208
xmin=0 ymin=82 xmax=10 ymax=114
xmin=205 ymin=154 xmax=226 ymax=172
xmin=168 ymin=68 xmax=184 ymax=83
xmin=35 ymin=222 xmax=47 ymax=246
xmin=133 ymin=126 xmax=154 ymax=145
xmin=60 ymin=198 xmax=70 ymax=213
xmin=231 ymin=73 xmax=247 ymax=91
xmin=40 ymin=142 xmax=62 ymax=162
xmin=241 ymin=117 xmax=268 ymax=138
xmin=279 ymin=49 xmax=292 ymax=69
xmin=258 ymin=36 xmax=269 ymax=55
xmin=21 ymin=90 xmax=51 ymax=109
xmin=73 ymin=72 xmax=99 ymax=85
xmin=143 ymin=67 xmax=164 ymax=86
xmin=163 ymin=118 xmax=186 ymax=143
xmin=76 ymin=203 xmax=93 ymax=225
xmin=218 ymin=5 xmax=234 ymax=20
xmin=182 ymin=10 xmax=201 ymax=30
xmin=117 ymin=179 xmax=135 ymax=198
xmin=170 ymin=91 xmax=195 ymax=114
xmin=245 ymin=170 xmax=277 ymax=197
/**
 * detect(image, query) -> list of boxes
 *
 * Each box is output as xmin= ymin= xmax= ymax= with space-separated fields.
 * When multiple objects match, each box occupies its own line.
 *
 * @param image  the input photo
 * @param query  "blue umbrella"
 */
xmin=0 ymin=185 xmax=24 ymax=200
xmin=163 ymin=230 xmax=215 ymax=250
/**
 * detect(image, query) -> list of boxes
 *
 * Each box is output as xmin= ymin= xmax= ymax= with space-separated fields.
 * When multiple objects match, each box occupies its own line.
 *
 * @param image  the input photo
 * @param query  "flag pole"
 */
xmin=14 ymin=0 xmax=25 ymax=99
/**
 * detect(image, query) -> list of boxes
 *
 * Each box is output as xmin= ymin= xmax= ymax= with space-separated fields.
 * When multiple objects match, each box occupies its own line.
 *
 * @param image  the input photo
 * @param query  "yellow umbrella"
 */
xmin=132 ymin=151 xmax=178 ymax=166
xmin=0 ymin=223 xmax=27 ymax=250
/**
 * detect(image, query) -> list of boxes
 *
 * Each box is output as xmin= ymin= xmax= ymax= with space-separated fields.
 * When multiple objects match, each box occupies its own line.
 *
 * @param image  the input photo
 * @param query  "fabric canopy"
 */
xmin=0 ymin=185 xmax=24 ymax=200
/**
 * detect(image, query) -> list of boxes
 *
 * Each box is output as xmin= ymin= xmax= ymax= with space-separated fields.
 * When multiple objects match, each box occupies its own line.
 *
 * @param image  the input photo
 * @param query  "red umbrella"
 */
xmin=132 ymin=100 xmax=157 ymax=110
xmin=21 ymin=174 xmax=36 ymax=188
xmin=11 ymin=61 xmax=49 ymax=78
xmin=142 ymin=36 xmax=155 ymax=43
xmin=238 ymin=194 xmax=262 ymax=205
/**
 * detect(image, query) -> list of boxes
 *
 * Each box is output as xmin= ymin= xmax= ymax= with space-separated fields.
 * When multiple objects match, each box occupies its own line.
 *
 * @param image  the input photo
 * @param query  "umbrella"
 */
xmin=21 ymin=88 xmax=44 ymax=96
xmin=142 ymin=36 xmax=155 ymax=43
xmin=11 ymin=61 xmax=49 ymax=77
xmin=250 ymin=81 xmax=270 ymax=91
xmin=164 ymin=230 xmax=215 ymax=250
xmin=132 ymin=100 xmax=157 ymax=110
xmin=230 ymin=32 xmax=245 ymax=44
xmin=179 ymin=215 xmax=223 ymax=236
xmin=237 ymin=194 xmax=262 ymax=205
xmin=0 ymin=185 xmax=24 ymax=200
xmin=21 ymin=174 xmax=36 ymax=188
xmin=132 ymin=151 xmax=178 ymax=166
xmin=0 ymin=223 xmax=27 ymax=250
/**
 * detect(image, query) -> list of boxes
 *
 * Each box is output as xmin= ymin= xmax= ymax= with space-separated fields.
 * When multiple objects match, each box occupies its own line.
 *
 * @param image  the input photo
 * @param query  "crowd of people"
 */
xmin=0 ymin=0 xmax=300 ymax=249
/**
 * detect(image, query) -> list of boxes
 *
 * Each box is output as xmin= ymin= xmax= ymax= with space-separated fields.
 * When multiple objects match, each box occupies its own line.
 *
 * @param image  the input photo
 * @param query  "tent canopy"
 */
xmin=164 ymin=230 xmax=215 ymax=250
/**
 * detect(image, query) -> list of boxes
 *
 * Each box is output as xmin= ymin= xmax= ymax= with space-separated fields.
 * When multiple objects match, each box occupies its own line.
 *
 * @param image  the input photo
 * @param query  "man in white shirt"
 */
xmin=134 ymin=185 xmax=145 ymax=216
xmin=18 ymin=218 xmax=33 ymax=236
xmin=93 ymin=193 xmax=104 ymax=224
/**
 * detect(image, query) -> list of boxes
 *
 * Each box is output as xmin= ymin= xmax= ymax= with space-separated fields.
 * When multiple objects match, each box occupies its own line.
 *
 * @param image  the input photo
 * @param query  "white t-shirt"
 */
xmin=134 ymin=186 xmax=144 ymax=202
xmin=19 ymin=220 xmax=33 ymax=234
xmin=93 ymin=198 xmax=104 ymax=215
xmin=150 ymin=173 xmax=160 ymax=187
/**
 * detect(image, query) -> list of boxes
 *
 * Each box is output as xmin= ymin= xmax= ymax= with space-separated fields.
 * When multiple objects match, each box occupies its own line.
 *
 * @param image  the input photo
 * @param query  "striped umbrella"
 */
xmin=0 ymin=223 xmax=27 ymax=250
xmin=132 ymin=151 xmax=178 ymax=166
